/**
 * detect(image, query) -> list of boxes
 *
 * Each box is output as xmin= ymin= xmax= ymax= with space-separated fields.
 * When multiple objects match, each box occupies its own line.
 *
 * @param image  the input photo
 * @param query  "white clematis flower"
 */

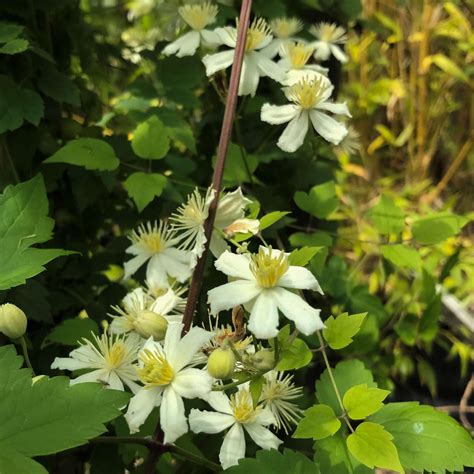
xmin=260 ymin=77 xmax=351 ymax=152
xmin=309 ymin=22 xmax=348 ymax=63
xmin=162 ymin=2 xmax=220 ymax=57
xmin=189 ymin=388 xmax=282 ymax=469
xmin=123 ymin=221 xmax=192 ymax=288
xmin=262 ymin=17 xmax=304 ymax=58
xmin=51 ymin=332 xmax=142 ymax=393
xmin=202 ymin=18 xmax=285 ymax=96
xmin=125 ymin=323 xmax=212 ymax=442
xmin=207 ymin=247 xmax=324 ymax=339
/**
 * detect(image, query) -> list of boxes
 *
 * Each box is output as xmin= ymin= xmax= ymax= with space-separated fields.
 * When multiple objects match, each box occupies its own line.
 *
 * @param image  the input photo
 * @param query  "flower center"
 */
xmin=270 ymin=17 xmax=303 ymax=39
xmin=284 ymin=42 xmax=314 ymax=69
xmin=130 ymin=221 xmax=177 ymax=254
xmin=230 ymin=389 xmax=258 ymax=423
xmin=250 ymin=247 xmax=289 ymax=288
xmin=178 ymin=2 xmax=218 ymax=31
xmin=243 ymin=18 xmax=271 ymax=51
xmin=105 ymin=341 xmax=126 ymax=369
xmin=287 ymin=77 xmax=330 ymax=110
xmin=312 ymin=22 xmax=347 ymax=44
xmin=138 ymin=349 xmax=174 ymax=386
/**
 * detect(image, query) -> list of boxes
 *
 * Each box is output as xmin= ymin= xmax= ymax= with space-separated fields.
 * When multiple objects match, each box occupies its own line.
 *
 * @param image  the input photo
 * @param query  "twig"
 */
xmin=459 ymin=374 xmax=474 ymax=430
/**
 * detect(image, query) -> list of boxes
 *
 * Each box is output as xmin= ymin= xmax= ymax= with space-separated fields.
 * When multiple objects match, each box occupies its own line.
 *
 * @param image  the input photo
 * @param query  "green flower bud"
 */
xmin=252 ymin=349 xmax=275 ymax=371
xmin=207 ymin=348 xmax=236 ymax=379
xmin=134 ymin=310 xmax=168 ymax=340
xmin=0 ymin=303 xmax=27 ymax=339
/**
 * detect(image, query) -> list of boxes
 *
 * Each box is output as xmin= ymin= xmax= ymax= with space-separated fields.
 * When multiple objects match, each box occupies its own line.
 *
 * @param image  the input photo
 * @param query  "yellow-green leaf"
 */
xmin=323 ymin=312 xmax=367 ymax=350
xmin=293 ymin=404 xmax=341 ymax=440
xmin=343 ymin=383 xmax=390 ymax=420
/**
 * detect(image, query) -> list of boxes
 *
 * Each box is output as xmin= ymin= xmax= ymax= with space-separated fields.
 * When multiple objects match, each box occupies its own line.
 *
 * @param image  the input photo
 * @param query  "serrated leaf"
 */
xmin=38 ymin=69 xmax=80 ymax=106
xmin=323 ymin=312 xmax=367 ymax=350
xmin=0 ymin=443 xmax=47 ymax=474
xmin=220 ymin=143 xmax=258 ymax=186
xmin=380 ymin=244 xmax=421 ymax=270
xmin=0 ymin=22 xmax=23 ymax=42
xmin=124 ymin=172 xmax=167 ymax=212
xmin=316 ymin=360 xmax=376 ymax=416
xmin=370 ymin=402 xmax=474 ymax=473
xmin=412 ymin=212 xmax=468 ymax=244
xmin=343 ymin=384 xmax=390 ymax=420
xmin=293 ymin=404 xmax=341 ymax=440
xmin=366 ymin=195 xmax=405 ymax=235
xmin=225 ymin=448 xmax=318 ymax=473
xmin=44 ymin=138 xmax=119 ymax=171
xmin=259 ymin=211 xmax=290 ymax=231
xmin=347 ymin=422 xmax=404 ymax=473
xmin=131 ymin=115 xmax=170 ymax=160
xmin=275 ymin=325 xmax=312 ymax=371
xmin=294 ymin=181 xmax=338 ymax=219
xmin=288 ymin=246 xmax=323 ymax=267
xmin=0 ymin=38 xmax=29 ymax=54
xmin=43 ymin=318 xmax=99 ymax=347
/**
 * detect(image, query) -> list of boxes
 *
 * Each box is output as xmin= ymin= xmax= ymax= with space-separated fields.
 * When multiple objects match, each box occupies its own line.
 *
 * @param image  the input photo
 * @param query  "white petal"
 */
xmin=330 ymin=44 xmax=348 ymax=63
xmin=244 ymin=423 xmax=282 ymax=450
xmin=160 ymin=387 xmax=187 ymax=444
xmin=214 ymin=251 xmax=253 ymax=279
xmin=215 ymin=187 xmax=250 ymax=228
xmin=261 ymin=103 xmax=299 ymax=125
xmin=125 ymin=387 xmax=162 ymax=434
xmin=189 ymin=409 xmax=235 ymax=434
xmin=172 ymin=326 xmax=211 ymax=372
xmin=260 ymin=39 xmax=283 ymax=59
xmin=202 ymin=50 xmax=235 ymax=76
xmin=208 ymin=280 xmax=261 ymax=315
xmin=209 ymin=232 xmax=229 ymax=258
xmin=255 ymin=407 xmax=277 ymax=426
xmin=160 ymin=248 xmax=193 ymax=282
xmin=172 ymin=368 xmax=212 ymax=398
xmin=313 ymin=41 xmax=330 ymax=61
xmin=256 ymin=55 xmax=286 ymax=83
xmin=277 ymin=266 xmax=323 ymax=293
xmin=238 ymin=55 xmax=260 ymax=97
xmin=106 ymin=371 xmax=125 ymax=391
xmin=163 ymin=323 xmax=183 ymax=366
xmin=200 ymin=29 xmax=221 ymax=46
xmin=283 ymin=69 xmax=329 ymax=86
xmin=51 ymin=356 xmax=92 ymax=371
xmin=214 ymin=27 xmax=237 ymax=48
xmin=277 ymin=112 xmax=309 ymax=153
xmin=309 ymin=110 xmax=348 ymax=145
xmin=247 ymin=290 xmax=280 ymax=339
xmin=146 ymin=255 xmax=170 ymax=289
xmin=205 ymin=391 xmax=233 ymax=414
xmin=123 ymin=253 xmax=149 ymax=280
xmin=273 ymin=287 xmax=324 ymax=335
xmin=162 ymin=31 xmax=201 ymax=57
xmin=317 ymin=100 xmax=351 ymax=117
xmin=70 ymin=369 xmax=105 ymax=385
xmin=150 ymin=287 xmax=180 ymax=315
xmin=219 ymin=423 xmax=246 ymax=470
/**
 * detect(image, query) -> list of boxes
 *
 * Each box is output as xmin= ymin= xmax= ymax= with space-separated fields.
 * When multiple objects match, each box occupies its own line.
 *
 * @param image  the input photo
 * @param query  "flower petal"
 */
xmin=146 ymin=255 xmax=170 ymax=289
xmin=202 ymin=49 xmax=235 ymax=76
xmin=214 ymin=251 xmax=253 ymax=279
xmin=125 ymin=386 xmax=162 ymax=434
xmin=160 ymin=248 xmax=193 ymax=282
xmin=277 ymin=112 xmax=309 ymax=153
xmin=277 ymin=266 xmax=323 ymax=293
xmin=208 ymin=280 xmax=261 ymax=315
xmin=124 ymin=253 xmax=149 ymax=280
xmin=313 ymin=41 xmax=330 ymax=61
xmin=70 ymin=369 xmax=106 ymax=385
xmin=204 ymin=391 xmax=233 ymax=414
xmin=219 ymin=423 xmax=246 ymax=470
xmin=200 ymin=29 xmax=221 ymax=46
xmin=317 ymin=101 xmax=351 ymax=117
xmin=256 ymin=54 xmax=286 ymax=84
xmin=273 ymin=287 xmax=324 ymax=335
xmin=172 ymin=326 xmax=212 ymax=372
xmin=209 ymin=231 xmax=229 ymax=258
xmin=150 ymin=287 xmax=180 ymax=315
xmin=51 ymin=356 xmax=92 ymax=371
xmin=214 ymin=27 xmax=237 ymax=48
xmin=189 ymin=409 xmax=235 ymax=434
xmin=261 ymin=103 xmax=299 ymax=125
xmin=330 ymin=44 xmax=348 ymax=63
xmin=215 ymin=187 xmax=251 ymax=228
xmin=172 ymin=368 xmax=212 ymax=399
xmin=163 ymin=323 xmax=183 ymax=366
xmin=162 ymin=31 xmax=201 ymax=57
xmin=238 ymin=54 xmax=260 ymax=97
xmin=244 ymin=423 xmax=282 ymax=450
xmin=247 ymin=290 xmax=280 ymax=339
xmin=309 ymin=110 xmax=348 ymax=145
xmin=160 ymin=387 xmax=187 ymax=443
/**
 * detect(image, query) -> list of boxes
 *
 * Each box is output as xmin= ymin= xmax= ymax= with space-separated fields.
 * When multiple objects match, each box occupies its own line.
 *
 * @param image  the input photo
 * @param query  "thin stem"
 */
xmin=212 ymin=372 xmax=263 ymax=391
xmin=168 ymin=444 xmax=221 ymax=471
xmin=19 ymin=337 xmax=36 ymax=376
xmin=91 ymin=436 xmax=152 ymax=447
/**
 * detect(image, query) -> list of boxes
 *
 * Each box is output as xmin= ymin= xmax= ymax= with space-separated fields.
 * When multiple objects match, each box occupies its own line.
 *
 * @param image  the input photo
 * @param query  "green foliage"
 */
xmin=293 ymin=404 xmax=341 ymax=440
xmin=370 ymin=402 xmax=474 ymax=473
xmin=342 ymin=384 xmax=390 ymax=420
xmin=288 ymin=246 xmax=323 ymax=267
xmin=131 ymin=116 xmax=170 ymax=160
xmin=275 ymin=325 xmax=312 ymax=371
xmin=323 ymin=312 xmax=367 ymax=350
xmin=294 ymin=181 xmax=338 ymax=219
xmin=43 ymin=318 xmax=99 ymax=347
xmin=412 ymin=212 xmax=469 ymax=244
xmin=366 ymin=195 xmax=405 ymax=235
xmin=380 ymin=244 xmax=421 ymax=270
xmin=124 ymin=172 xmax=167 ymax=212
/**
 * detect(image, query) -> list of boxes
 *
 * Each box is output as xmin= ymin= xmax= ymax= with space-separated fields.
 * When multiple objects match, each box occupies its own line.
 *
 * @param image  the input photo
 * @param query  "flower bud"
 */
xmin=207 ymin=347 xmax=236 ymax=379
xmin=0 ymin=303 xmax=27 ymax=339
xmin=252 ymin=349 xmax=275 ymax=371
xmin=134 ymin=310 xmax=168 ymax=340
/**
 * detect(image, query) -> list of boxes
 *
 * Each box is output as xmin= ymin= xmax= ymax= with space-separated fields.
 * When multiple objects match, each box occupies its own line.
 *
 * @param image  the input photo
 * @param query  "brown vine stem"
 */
xmin=181 ymin=0 xmax=253 ymax=335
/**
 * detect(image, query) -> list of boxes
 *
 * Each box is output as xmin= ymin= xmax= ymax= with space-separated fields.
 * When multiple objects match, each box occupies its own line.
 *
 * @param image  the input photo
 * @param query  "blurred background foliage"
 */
xmin=0 ymin=0 xmax=473 ymax=471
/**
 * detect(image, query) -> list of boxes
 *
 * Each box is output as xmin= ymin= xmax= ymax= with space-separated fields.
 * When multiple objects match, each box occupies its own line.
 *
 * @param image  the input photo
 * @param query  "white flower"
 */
xmin=51 ymin=332 xmax=142 ymax=393
xmin=125 ymin=323 xmax=212 ymax=442
xmin=260 ymin=371 xmax=303 ymax=434
xmin=262 ymin=16 xmax=304 ymax=58
xmin=163 ymin=2 xmax=220 ymax=57
xmin=260 ymin=77 xmax=351 ymax=152
xmin=123 ymin=221 xmax=192 ymax=288
xmin=202 ymin=18 xmax=285 ymax=96
xmin=207 ymin=247 xmax=324 ymax=339
xmin=336 ymin=125 xmax=361 ymax=155
xmin=189 ymin=388 xmax=282 ymax=469
xmin=309 ymin=22 xmax=348 ymax=63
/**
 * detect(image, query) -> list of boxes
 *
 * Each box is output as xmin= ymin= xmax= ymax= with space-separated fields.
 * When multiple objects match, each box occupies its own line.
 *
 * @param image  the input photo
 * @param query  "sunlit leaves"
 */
xmin=288 ymin=246 xmax=323 ymax=267
xmin=412 ymin=212 xmax=469 ymax=244
xmin=275 ymin=325 xmax=312 ymax=371
xmin=293 ymin=404 xmax=341 ymax=440
xmin=380 ymin=244 xmax=421 ymax=270
xmin=131 ymin=116 xmax=170 ymax=160
xmin=366 ymin=195 xmax=404 ymax=235
xmin=294 ymin=181 xmax=338 ymax=219
xmin=124 ymin=172 xmax=167 ymax=212
xmin=343 ymin=384 xmax=390 ymax=420
xmin=323 ymin=312 xmax=367 ymax=350
xmin=0 ymin=22 xmax=29 ymax=55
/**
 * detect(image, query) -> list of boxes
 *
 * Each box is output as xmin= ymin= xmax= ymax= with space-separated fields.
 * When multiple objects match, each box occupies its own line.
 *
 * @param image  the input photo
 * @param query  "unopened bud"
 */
xmin=134 ymin=310 xmax=168 ymax=340
xmin=207 ymin=347 xmax=236 ymax=379
xmin=252 ymin=349 xmax=275 ymax=371
xmin=0 ymin=303 xmax=27 ymax=339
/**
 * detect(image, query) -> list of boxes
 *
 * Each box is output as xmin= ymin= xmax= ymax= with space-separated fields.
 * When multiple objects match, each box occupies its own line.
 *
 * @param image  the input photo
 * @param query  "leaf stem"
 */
xmin=19 ymin=336 xmax=36 ymax=376
xmin=212 ymin=371 xmax=265 ymax=391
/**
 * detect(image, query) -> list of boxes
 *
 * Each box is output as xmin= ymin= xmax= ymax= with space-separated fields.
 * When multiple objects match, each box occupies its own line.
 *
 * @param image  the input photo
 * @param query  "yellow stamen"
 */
xmin=238 ymin=17 xmax=272 ymax=51
xmin=138 ymin=349 xmax=174 ymax=386
xmin=130 ymin=221 xmax=175 ymax=254
xmin=311 ymin=22 xmax=347 ymax=44
xmin=230 ymin=389 xmax=258 ymax=423
xmin=179 ymin=2 xmax=218 ymax=31
xmin=284 ymin=42 xmax=314 ymax=69
xmin=105 ymin=342 xmax=127 ymax=368
xmin=287 ymin=77 xmax=331 ymax=110
xmin=270 ymin=17 xmax=303 ymax=39
xmin=250 ymin=247 xmax=289 ymax=288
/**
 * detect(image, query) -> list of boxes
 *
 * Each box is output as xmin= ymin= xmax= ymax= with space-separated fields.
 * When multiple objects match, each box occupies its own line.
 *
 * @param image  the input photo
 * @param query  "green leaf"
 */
xmin=412 ymin=212 xmax=469 ymax=244
xmin=38 ymin=69 xmax=80 ymax=106
xmin=225 ymin=448 xmax=318 ymax=473
xmin=0 ymin=38 xmax=29 ymax=54
xmin=0 ymin=443 xmax=47 ymax=474
xmin=316 ymin=360 xmax=376 ymax=416
xmin=343 ymin=384 xmax=390 ymax=420
xmin=43 ymin=318 xmax=99 ymax=347
xmin=0 ymin=175 xmax=73 ymax=290
xmin=323 ymin=312 xmax=367 ymax=350
xmin=346 ymin=422 xmax=404 ymax=473
xmin=294 ymin=181 xmax=338 ymax=219
xmin=259 ymin=211 xmax=290 ymax=231
xmin=370 ymin=402 xmax=474 ymax=473
xmin=221 ymin=143 xmax=258 ymax=186
xmin=0 ymin=22 xmax=23 ymax=42
xmin=0 ymin=345 xmax=129 ymax=458
xmin=131 ymin=116 xmax=170 ymax=160
xmin=0 ymin=75 xmax=44 ymax=133
xmin=380 ymin=244 xmax=421 ymax=270
xmin=293 ymin=404 xmax=341 ymax=440
xmin=288 ymin=246 xmax=323 ymax=267
xmin=124 ymin=172 xmax=167 ymax=212
xmin=418 ymin=292 xmax=441 ymax=342
xmin=275 ymin=325 xmax=312 ymax=371
xmin=249 ymin=376 xmax=264 ymax=408
xmin=44 ymin=138 xmax=119 ymax=171
xmin=366 ymin=195 xmax=405 ymax=235
xmin=426 ymin=54 xmax=469 ymax=82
